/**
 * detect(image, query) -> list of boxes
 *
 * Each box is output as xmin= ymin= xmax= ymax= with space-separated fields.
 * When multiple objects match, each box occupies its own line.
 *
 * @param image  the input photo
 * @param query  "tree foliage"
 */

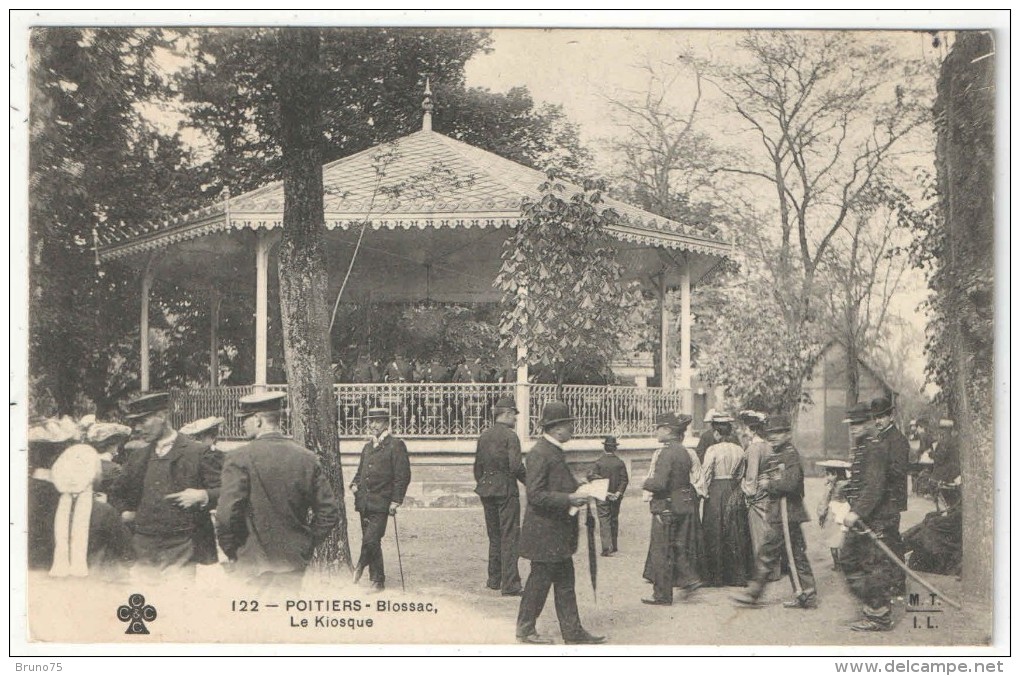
xmin=29 ymin=27 xmax=204 ymax=416
xmin=494 ymin=177 xmax=640 ymax=385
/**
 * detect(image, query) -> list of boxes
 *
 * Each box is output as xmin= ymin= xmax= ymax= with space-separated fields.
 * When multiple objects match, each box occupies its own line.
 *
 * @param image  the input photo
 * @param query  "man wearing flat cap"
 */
xmin=839 ymin=398 xmax=908 ymax=631
xmin=516 ymin=401 xmax=605 ymax=645
xmin=217 ymin=392 xmax=340 ymax=591
xmin=351 ymin=407 xmax=411 ymax=592
xmin=733 ymin=414 xmax=817 ymax=610
xmin=641 ymin=412 xmax=702 ymax=606
xmin=474 ymin=396 xmax=526 ymax=595
xmin=112 ymin=391 xmax=222 ymax=580
xmin=587 ymin=436 xmax=629 ymax=557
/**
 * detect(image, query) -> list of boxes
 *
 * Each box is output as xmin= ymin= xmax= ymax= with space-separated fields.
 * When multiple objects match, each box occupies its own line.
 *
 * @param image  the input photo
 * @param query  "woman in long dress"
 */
xmin=701 ymin=412 xmax=750 ymax=586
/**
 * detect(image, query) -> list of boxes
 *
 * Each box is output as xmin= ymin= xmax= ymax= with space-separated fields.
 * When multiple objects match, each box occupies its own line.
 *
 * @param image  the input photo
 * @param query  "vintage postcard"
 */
xmin=9 ymin=10 xmax=1008 ymax=660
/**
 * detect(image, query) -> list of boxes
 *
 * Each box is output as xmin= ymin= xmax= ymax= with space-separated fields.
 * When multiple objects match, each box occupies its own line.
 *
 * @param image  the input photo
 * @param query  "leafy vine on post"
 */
xmin=494 ymin=175 xmax=640 ymax=396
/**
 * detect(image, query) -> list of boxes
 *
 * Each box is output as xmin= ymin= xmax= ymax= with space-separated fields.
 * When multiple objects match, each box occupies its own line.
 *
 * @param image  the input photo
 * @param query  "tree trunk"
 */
xmin=275 ymin=28 xmax=353 ymax=573
xmin=935 ymin=31 xmax=994 ymax=630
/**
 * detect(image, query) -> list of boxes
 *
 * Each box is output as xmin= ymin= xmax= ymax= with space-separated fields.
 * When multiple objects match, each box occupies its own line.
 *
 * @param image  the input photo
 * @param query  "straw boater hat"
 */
xmin=702 ymin=408 xmax=719 ymax=424
xmin=86 ymin=422 xmax=133 ymax=445
xmin=817 ymin=459 xmax=852 ymax=472
xmin=180 ymin=416 xmax=225 ymax=437
xmin=366 ymin=406 xmax=392 ymax=420
xmin=538 ymin=401 xmax=574 ymax=428
xmin=709 ymin=411 xmax=735 ymax=424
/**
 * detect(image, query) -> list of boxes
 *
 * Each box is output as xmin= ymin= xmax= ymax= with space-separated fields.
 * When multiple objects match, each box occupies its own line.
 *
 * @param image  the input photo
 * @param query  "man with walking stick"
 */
xmin=840 ymin=397 xmax=910 ymax=631
xmin=732 ymin=414 xmax=817 ymax=610
xmin=351 ymin=407 xmax=411 ymax=593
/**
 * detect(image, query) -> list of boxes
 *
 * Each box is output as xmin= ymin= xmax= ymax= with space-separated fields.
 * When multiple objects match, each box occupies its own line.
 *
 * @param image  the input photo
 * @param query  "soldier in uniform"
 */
xmin=840 ymin=398 xmax=909 ymax=631
xmin=217 ymin=392 xmax=340 ymax=592
xmin=516 ymin=401 xmax=606 ymax=645
xmin=732 ymin=414 xmax=817 ymax=609
xmin=641 ymin=413 xmax=702 ymax=606
xmin=351 ymin=407 xmax=411 ymax=593
xmin=114 ymin=392 xmax=222 ymax=581
xmin=587 ymin=436 xmax=629 ymax=556
xmin=474 ymin=396 xmax=526 ymax=595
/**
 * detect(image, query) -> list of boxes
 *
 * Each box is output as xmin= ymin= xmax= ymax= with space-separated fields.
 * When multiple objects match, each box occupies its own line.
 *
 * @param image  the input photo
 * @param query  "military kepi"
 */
xmin=236 ymin=391 xmax=287 ymax=418
xmin=124 ymin=391 xmax=171 ymax=420
xmin=842 ymin=402 xmax=872 ymax=424
xmin=764 ymin=413 xmax=792 ymax=433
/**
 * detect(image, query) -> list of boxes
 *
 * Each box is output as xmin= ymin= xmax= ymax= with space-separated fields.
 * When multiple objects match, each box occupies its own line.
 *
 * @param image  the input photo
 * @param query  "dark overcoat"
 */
xmin=762 ymin=442 xmax=810 ymax=524
xmin=641 ymin=440 xmax=697 ymax=515
xmin=518 ymin=437 xmax=580 ymax=563
xmin=352 ymin=434 xmax=411 ymax=514
xmin=587 ymin=453 xmax=629 ymax=496
xmin=216 ymin=431 xmax=340 ymax=573
xmin=112 ymin=433 xmax=221 ymax=539
xmin=474 ymin=422 xmax=526 ymax=498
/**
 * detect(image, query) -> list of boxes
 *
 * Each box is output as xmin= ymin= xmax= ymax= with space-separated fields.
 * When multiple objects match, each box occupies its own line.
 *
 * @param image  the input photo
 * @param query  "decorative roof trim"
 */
xmin=99 ymin=209 xmax=731 ymax=262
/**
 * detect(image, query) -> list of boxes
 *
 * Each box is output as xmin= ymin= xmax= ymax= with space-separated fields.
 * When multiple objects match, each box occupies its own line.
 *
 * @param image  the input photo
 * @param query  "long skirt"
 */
xmin=722 ymin=485 xmax=755 ymax=585
xmin=642 ymin=512 xmax=701 ymax=589
xmin=703 ymin=478 xmax=750 ymax=586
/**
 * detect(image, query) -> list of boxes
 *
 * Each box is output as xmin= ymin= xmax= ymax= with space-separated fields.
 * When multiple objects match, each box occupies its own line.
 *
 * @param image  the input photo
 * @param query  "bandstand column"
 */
xmin=515 ymin=285 xmax=530 ymax=442
xmin=679 ymin=255 xmax=692 ymax=412
xmin=209 ymin=289 xmax=221 ymax=386
xmin=658 ymin=272 xmax=674 ymax=389
xmin=139 ymin=254 xmax=158 ymax=392
xmin=254 ymin=229 xmax=269 ymax=391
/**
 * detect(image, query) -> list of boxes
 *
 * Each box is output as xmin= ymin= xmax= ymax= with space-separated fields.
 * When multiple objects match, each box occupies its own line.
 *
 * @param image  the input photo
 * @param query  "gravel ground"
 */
xmin=370 ymin=478 xmax=988 ymax=647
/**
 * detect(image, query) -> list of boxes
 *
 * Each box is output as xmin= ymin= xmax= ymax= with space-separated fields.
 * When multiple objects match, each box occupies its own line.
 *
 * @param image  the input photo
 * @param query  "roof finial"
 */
xmin=422 ymin=77 xmax=434 ymax=132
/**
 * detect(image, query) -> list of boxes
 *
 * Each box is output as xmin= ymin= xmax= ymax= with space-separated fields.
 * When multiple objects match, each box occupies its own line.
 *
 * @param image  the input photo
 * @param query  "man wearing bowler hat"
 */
xmin=217 ymin=392 xmax=339 ymax=592
xmin=516 ymin=401 xmax=606 ymax=645
xmin=587 ymin=436 xmax=629 ymax=557
xmin=113 ymin=391 xmax=222 ymax=580
xmin=350 ymin=407 xmax=411 ymax=592
xmin=474 ymin=396 xmax=527 ymax=595
xmin=732 ymin=413 xmax=817 ymax=610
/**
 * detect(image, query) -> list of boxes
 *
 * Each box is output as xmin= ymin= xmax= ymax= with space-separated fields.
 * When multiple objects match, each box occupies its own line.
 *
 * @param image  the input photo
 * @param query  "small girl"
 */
xmin=816 ymin=460 xmax=851 ymax=571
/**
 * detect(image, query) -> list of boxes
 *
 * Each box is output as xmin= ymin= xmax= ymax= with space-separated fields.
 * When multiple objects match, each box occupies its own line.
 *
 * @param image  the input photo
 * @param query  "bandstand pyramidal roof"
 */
xmin=97 ymin=96 xmax=732 ymax=263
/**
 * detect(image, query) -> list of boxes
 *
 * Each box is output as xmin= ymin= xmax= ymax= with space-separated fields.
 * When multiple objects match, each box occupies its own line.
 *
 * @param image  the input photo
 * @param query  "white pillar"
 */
xmin=658 ymin=272 xmax=674 ymax=390
xmin=209 ymin=290 xmax=221 ymax=386
xmin=140 ymin=255 xmax=158 ymax=391
xmin=679 ymin=255 xmax=692 ymax=412
xmin=254 ymin=229 xmax=269 ymax=390
xmin=515 ymin=286 xmax=530 ymax=442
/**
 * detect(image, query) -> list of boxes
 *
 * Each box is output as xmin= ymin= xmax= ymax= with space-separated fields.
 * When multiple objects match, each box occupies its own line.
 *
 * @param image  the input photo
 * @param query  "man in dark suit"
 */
xmin=217 ymin=392 xmax=340 ymax=592
xmin=114 ymin=391 xmax=222 ymax=581
xmin=641 ymin=413 xmax=701 ymax=606
xmin=839 ymin=397 xmax=909 ymax=631
xmin=732 ymin=414 xmax=817 ymax=610
xmin=474 ymin=396 xmax=526 ymax=596
xmin=351 ymin=407 xmax=411 ymax=592
xmin=516 ymin=401 xmax=606 ymax=645
xmin=587 ymin=436 xmax=629 ymax=556
xmin=179 ymin=416 xmax=226 ymax=566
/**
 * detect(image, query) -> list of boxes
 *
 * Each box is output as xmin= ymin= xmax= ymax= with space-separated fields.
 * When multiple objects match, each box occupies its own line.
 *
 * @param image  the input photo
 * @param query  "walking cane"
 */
xmin=392 ymin=512 xmax=406 ymax=592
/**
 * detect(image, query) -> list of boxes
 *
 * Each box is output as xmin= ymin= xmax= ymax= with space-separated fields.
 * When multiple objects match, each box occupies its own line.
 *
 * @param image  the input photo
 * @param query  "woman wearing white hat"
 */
xmin=48 ymin=444 xmax=135 ymax=580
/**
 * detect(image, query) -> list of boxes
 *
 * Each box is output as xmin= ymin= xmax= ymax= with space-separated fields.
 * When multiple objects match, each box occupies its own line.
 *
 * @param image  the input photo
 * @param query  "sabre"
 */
xmin=776 ymin=463 xmax=804 ymax=596
xmin=392 ymin=512 xmax=406 ymax=593
xmin=854 ymin=522 xmax=962 ymax=610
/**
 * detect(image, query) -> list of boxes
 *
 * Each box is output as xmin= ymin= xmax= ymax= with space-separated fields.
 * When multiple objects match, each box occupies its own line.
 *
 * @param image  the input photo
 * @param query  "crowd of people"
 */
xmin=25 ymin=387 xmax=962 ymax=643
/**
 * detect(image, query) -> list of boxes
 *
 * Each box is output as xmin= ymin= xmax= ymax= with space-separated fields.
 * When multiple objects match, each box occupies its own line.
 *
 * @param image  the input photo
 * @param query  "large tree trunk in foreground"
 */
xmin=935 ymin=31 xmax=995 ymax=629
xmin=275 ymin=28 xmax=353 ymax=572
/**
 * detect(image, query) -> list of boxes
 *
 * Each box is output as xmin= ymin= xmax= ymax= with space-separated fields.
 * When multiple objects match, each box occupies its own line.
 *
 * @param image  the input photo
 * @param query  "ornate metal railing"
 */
xmin=169 ymin=383 xmax=689 ymax=440
xmin=528 ymin=384 xmax=687 ymax=437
